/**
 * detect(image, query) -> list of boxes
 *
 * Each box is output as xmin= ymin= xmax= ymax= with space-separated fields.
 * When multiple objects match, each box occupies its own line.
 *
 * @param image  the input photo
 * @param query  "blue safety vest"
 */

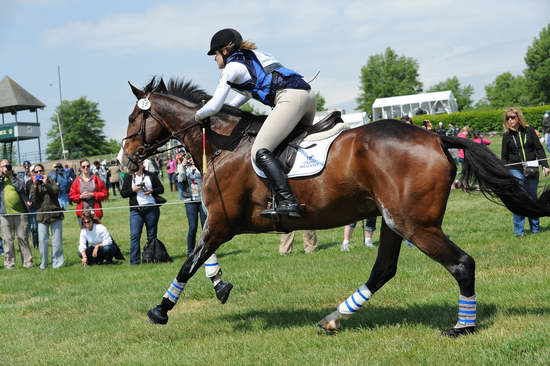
xmin=225 ymin=50 xmax=309 ymax=107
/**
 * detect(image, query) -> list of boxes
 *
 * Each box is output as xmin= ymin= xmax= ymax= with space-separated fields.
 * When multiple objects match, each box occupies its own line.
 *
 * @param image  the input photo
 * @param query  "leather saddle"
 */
xmin=205 ymin=111 xmax=344 ymax=172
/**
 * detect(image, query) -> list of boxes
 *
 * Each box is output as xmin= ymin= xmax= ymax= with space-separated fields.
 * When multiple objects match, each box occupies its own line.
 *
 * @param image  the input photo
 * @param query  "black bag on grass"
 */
xmin=142 ymin=238 xmax=172 ymax=263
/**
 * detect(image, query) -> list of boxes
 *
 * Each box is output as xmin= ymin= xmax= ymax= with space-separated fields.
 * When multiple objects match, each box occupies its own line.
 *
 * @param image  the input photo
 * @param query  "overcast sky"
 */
xmin=2 ymin=0 xmax=549 ymax=156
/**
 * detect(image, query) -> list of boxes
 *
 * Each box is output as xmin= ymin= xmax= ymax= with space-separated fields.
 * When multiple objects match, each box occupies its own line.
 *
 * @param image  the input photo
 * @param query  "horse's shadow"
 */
xmin=212 ymin=302 xmax=528 ymax=333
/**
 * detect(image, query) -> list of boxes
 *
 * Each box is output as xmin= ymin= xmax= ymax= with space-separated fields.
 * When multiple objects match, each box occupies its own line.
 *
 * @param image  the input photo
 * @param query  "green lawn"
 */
xmin=1 ymin=160 xmax=550 ymax=365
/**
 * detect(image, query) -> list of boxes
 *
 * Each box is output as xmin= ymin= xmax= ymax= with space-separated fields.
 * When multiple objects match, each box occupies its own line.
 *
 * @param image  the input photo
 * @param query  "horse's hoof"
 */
xmin=317 ymin=323 xmax=338 ymax=336
xmin=441 ymin=326 xmax=477 ymax=337
xmin=215 ymin=281 xmax=233 ymax=304
xmin=147 ymin=306 xmax=168 ymax=325
xmin=317 ymin=318 xmax=341 ymax=335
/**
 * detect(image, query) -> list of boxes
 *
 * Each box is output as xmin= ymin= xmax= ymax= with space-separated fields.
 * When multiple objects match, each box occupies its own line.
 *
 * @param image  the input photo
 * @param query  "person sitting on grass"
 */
xmin=78 ymin=211 xmax=117 ymax=266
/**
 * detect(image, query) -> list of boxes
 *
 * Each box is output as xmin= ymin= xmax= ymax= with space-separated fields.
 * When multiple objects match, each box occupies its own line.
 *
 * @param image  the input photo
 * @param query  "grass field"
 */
xmin=1 ymin=137 xmax=549 ymax=365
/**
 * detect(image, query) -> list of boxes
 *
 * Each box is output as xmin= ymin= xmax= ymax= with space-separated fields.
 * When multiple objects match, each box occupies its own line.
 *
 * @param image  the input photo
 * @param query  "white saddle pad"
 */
xmin=252 ymin=129 xmax=344 ymax=179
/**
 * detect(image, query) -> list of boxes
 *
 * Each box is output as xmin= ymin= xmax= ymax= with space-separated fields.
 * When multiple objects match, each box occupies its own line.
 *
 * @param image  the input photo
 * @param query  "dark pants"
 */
xmin=110 ymin=181 xmax=120 ymax=196
xmin=79 ymin=244 xmax=116 ymax=265
xmin=130 ymin=206 xmax=160 ymax=264
xmin=28 ymin=211 xmax=39 ymax=248
xmin=184 ymin=202 xmax=206 ymax=256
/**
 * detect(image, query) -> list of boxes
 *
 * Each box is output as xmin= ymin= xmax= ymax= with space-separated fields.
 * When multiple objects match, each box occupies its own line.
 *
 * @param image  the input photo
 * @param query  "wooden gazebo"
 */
xmin=0 ymin=76 xmax=45 ymax=163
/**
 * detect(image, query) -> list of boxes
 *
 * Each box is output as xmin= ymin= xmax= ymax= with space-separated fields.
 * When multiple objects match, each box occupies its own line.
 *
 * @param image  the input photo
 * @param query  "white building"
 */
xmin=372 ymin=90 xmax=458 ymax=120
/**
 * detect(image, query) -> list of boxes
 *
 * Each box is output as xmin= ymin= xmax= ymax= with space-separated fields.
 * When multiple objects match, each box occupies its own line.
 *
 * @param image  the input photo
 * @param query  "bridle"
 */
xmin=122 ymin=93 xmax=202 ymax=166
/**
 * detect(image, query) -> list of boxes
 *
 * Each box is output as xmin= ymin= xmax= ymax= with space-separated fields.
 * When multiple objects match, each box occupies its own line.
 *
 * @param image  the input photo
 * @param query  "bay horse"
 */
xmin=118 ymin=77 xmax=550 ymax=337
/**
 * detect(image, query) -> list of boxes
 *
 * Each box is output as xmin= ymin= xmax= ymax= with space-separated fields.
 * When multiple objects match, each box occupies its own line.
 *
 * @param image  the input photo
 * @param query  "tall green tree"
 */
xmin=524 ymin=23 xmax=550 ymax=104
xmin=357 ymin=47 xmax=423 ymax=113
xmin=427 ymin=76 xmax=474 ymax=111
xmin=47 ymin=97 xmax=112 ymax=160
xmin=314 ymin=91 xmax=327 ymax=111
xmin=484 ymin=72 xmax=533 ymax=107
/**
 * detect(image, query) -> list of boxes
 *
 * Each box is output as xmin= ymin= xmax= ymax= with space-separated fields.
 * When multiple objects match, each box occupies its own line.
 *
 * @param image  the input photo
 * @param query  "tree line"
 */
xmin=46 ymin=24 xmax=549 ymax=160
xmin=357 ymin=23 xmax=550 ymax=114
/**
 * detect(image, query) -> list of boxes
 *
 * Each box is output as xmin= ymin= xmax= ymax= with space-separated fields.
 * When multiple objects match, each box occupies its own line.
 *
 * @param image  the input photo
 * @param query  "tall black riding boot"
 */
xmin=255 ymin=148 xmax=301 ymax=217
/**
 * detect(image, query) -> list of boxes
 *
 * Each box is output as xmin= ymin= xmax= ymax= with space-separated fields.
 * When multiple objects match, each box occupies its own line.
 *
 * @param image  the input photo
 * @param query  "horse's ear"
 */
xmin=157 ymin=78 xmax=168 ymax=94
xmin=129 ymin=82 xmax=145 ymax=99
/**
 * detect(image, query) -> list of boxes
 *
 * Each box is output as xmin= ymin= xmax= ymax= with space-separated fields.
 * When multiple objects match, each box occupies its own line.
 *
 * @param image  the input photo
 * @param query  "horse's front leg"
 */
xmin=147 ymin=222 xmax=233 ymax=325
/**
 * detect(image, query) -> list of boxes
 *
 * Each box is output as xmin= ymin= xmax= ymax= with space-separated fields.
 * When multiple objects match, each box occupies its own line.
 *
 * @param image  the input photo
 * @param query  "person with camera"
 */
xmin=501 ymin=107 xmax=550 ymax=236
xmin=69 ymin=159 xmax=109 ymax=224
xmin=0 ymin=159 xmax=32 ymax=269
xmin=27 ymin=163 xmax=64 ymax=269
xmin=120 ymin=160 xmax=164 ymax=265
xmin=47 ymin=162 xmax=71 ymax=210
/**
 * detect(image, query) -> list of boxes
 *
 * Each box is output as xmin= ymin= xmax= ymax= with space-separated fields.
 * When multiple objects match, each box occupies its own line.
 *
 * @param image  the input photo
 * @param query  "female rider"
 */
xmin=195 ymin=28 xmax=316 ymax=217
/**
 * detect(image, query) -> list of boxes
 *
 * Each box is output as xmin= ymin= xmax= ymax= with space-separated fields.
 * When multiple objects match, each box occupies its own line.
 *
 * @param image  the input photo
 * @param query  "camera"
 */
xmin=35 ymin=174 xmax=43 ymax=181
xmin=137 ymin=182 xmax=147 ymax=190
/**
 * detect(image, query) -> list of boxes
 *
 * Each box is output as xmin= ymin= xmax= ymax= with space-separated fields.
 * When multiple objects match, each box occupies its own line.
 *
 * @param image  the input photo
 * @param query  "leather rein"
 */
xmin=122 ymin=94 xmax=201 ymax=165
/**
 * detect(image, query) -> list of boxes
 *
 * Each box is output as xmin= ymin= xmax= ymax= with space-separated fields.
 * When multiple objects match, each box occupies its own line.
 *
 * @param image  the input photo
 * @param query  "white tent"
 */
xmin=372 ymin=90 xmax=458 ymax=120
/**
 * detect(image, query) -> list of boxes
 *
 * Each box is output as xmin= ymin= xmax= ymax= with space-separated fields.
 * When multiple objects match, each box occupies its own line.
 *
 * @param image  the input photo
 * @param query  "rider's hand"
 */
xmin=194 ymin=113 xmax=203 ymax=122
xmin=544 ymin=167 xmax=550 ymax=177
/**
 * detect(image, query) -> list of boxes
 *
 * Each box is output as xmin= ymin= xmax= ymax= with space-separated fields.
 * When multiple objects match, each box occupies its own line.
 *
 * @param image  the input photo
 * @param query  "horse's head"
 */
xmin=118 ymin=80 xmax=175 ymax=173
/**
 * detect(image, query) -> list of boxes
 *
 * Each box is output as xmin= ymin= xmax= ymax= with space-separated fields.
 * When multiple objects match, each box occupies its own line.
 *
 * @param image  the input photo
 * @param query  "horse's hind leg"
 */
xmin=319 ymin=219 xmax=403 ymax=333
xmin=410 ymin=226 xmax=477 ymax=337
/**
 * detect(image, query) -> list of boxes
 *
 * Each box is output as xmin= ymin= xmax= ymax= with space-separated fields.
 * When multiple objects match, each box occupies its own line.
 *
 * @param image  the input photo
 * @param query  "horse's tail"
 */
xmin=440 ymin=135 xmax=550 ymax=218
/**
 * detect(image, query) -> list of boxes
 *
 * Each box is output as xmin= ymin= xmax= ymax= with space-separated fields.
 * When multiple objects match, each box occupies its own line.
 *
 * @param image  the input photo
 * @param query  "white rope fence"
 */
xmin=0 ymin=199 xmax=199 ymax=217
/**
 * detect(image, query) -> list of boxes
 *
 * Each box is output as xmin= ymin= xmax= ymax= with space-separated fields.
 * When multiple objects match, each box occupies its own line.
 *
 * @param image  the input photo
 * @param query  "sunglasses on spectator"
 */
xmin=34 ymin=169 xmax=43 ymax=173
xmin=81 ymin=165 xmax=90 ymax=168
xmin=82 ymin=220 xmax=92 ymax=224
xmin=506 ymin=115 xmax=517 ymax=120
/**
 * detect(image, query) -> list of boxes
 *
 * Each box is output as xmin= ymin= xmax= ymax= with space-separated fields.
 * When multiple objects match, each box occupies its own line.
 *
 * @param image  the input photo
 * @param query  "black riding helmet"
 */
xmin=207 ymin=28 xmax=242 ymax=55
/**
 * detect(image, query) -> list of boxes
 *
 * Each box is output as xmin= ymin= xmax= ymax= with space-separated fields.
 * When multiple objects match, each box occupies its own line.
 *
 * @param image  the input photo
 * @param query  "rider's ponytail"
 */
xmin=239 ymin=40 xmax=257 ymax=50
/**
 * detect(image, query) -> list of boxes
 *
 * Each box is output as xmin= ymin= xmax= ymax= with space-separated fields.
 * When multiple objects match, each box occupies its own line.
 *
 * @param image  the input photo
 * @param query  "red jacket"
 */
xmin=69 ymin=175 xmax=109 ymax=218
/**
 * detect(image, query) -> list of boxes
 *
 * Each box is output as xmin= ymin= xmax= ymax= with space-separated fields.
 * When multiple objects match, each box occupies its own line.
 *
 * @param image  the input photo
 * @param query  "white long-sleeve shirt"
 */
xmin=195 ymin=50 xmax=279 ymax=120
xmin=79 ymin=224 xmax=113 ymax=252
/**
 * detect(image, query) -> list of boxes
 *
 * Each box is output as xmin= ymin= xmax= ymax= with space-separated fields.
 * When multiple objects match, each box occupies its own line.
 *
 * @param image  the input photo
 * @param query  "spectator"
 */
xmin=341 ymin=218 xmax=376 ymax=251
xmin=143 ymin=157 xmax=159 ymax=177
xmin=472 ymin=131 xmax=491 ymax=146
xmin=181 ymin=157 xmax=206 ymax=256
xmin=28 ymin=163 xmax=64 ymax=270
xmin=0 ymin=159 xmax=32 ymax=269
xmin=436 ymin=122 xmax=446 ymax=135
xmin=543 ymin=111 xmax=550 ymax=153
xmin=48 ymin=162 xmax=71 ymax=209
xmin=175 ymin=154 xmax=188 ymax=200
xmin=166 ymin=156 xmax=177 ymax=192
xmin=456 ymin=126 xmax=471 ymax=164
xmin=501 ymin=107 xmax=550 ymax=236
xmin=422 ymin=119 xmax=433 ymax=131
xmin=120 ymin=161 xmax=164 ymax=265
xmin=401 ymin=115 xmax=412 ymax=124
xmin=17 ymin=161 xmax=39 ymax=249
xmin=69 ymin=159 xmax=109 ymax=223
xmin=108 ymin=161 xmax=121 ymax=196
xmin=279 ymin=230 xmax=317 ymax=255
xmin=78 ymin=211 xmax=116 ymax=265
xmin=156 ymin=157 xmax=164 ymax=178
xmin=91 ymin=160 xmax=108 ymax=184
xmin=64 ymin=164 xmax=76 ymax=183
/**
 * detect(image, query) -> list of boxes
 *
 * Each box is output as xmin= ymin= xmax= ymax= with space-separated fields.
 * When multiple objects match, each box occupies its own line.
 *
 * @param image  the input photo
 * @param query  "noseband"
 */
xmin=122 ymin=94 xmax=201 ymax=165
